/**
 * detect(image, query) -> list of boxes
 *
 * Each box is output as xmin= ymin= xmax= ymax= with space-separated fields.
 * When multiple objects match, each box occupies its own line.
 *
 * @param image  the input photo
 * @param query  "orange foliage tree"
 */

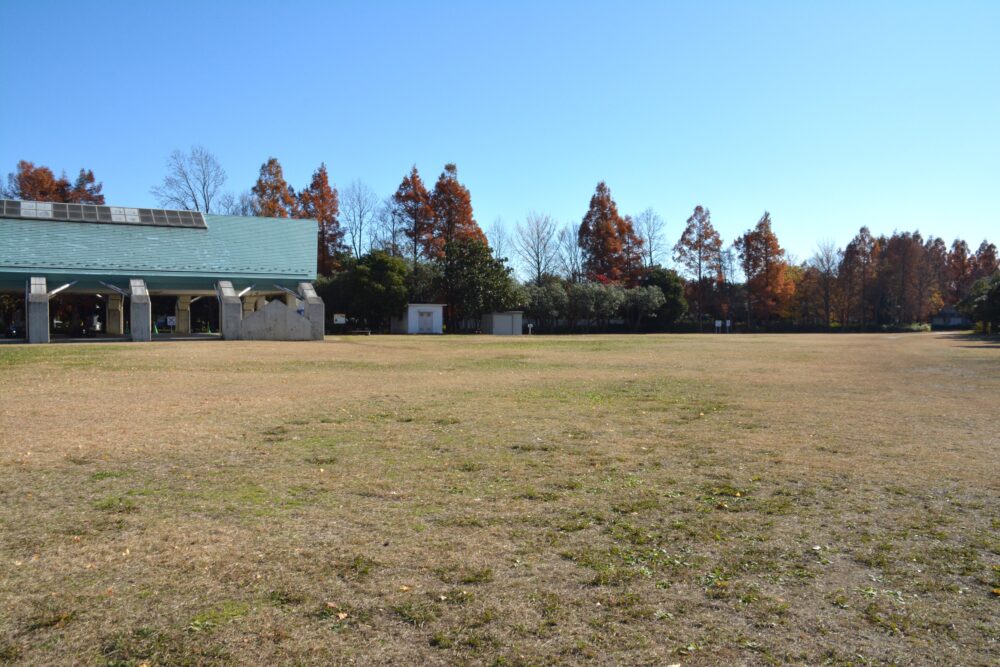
xmin=673 ymin=205 xmax=723 ymax=329
xmin=428 ymin=163 xmax=486 ymax=259
xmin=576 ymin=182 xmax=644 ymax=285
xmin=297 ymin=163 xmax=344 ymax=275
xmin=392 ymin=166 xmax=436 ymax=264
xmin=251 ymin=157 xmax=298 ymax=218
xmin=735 ymin=212 xmax=795 ymax=328
xmin=4 ymin=160 xmax=105 ymax=204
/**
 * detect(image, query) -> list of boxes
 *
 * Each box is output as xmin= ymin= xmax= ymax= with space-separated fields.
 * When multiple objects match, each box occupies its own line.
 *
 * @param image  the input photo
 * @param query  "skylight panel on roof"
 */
xmin=0 ymin=199 xmax=207 ymax=229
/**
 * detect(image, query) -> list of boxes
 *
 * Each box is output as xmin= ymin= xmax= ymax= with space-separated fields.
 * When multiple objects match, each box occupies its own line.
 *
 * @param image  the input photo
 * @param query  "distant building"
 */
xmin=481 ymin=311 xmax=523 ymax=335
xmin=390 ymin=304 xmax=445 ymax=334
xmin=0 ymin=199 xmax=323 ymax=343
xmin=930 ymin=305 xmax=972 ymax=329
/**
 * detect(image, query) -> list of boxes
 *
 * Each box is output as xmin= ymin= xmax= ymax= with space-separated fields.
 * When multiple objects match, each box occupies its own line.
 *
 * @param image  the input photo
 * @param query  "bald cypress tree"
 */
xmin=252 ymin=157 xmax=298 ymax=218
xmin=428 ymin=163 xmax=486 ymax=259
xmin=577 ymin=182 xmax=643 ymax=285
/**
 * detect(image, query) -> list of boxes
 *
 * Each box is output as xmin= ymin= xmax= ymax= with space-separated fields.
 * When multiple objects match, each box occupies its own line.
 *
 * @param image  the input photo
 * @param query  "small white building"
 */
xmin=391 ymin=303 xmax=445 ymax=334
xmin=481 ymin=311 xmax=523 ymax=335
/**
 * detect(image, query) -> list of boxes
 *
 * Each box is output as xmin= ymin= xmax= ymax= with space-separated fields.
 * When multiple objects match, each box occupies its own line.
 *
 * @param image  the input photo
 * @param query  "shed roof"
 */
xmin=0 ymin=213 xmax=317 ymax=292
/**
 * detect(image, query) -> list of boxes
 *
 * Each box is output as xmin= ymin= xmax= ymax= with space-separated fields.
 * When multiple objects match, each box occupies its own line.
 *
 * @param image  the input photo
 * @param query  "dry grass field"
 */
xmin=1 ymin=333 xmax=998 ymax=666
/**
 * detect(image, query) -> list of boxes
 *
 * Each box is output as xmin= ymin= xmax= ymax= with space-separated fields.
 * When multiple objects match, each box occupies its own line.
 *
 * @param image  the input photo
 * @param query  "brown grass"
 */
xmin=1 ymin=333 xmax=998 ymax=665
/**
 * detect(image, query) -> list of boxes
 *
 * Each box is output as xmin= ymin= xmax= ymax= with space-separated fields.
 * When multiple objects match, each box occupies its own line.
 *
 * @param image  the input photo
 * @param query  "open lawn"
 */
xmin=1 ymin=333 xmax=998 ymax=666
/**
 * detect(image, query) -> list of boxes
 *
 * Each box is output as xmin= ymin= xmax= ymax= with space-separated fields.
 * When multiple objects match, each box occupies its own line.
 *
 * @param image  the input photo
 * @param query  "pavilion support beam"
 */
xmin=298 ymin=282 xmax=325 ymax=341
xmin=242 ymin=295 xmax=256 ymax=317
xmin=216 ymin=281 xmax=243 ymax=340
xmin=255 ymin=295 xmax=267 ymax=311
xmin=129 ymin=279 xmax=152 ymax=342
xmin=26 ymin=277 xmax=50 ymax=344
xmin=283 ymin=292 xmax=297 ymax=308
xmin=106 ymin=294 xmax=124 ymax=336
xmin=175 ymin=296 xmax=191 ymax=334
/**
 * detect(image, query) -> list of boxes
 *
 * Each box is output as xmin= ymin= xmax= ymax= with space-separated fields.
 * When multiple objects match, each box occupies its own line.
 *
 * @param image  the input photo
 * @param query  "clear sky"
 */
xmin=1 ymin=0 xmax=997 ymax=262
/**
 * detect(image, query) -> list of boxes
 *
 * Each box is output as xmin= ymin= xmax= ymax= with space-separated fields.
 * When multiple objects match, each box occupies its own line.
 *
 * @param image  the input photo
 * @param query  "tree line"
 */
xmin=4 ymin=152 xmax=998 ymax=333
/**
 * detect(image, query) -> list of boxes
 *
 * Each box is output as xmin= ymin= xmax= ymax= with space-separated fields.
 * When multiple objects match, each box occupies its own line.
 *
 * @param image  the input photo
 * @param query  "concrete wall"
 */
xmin=216 ymin=281 xmax=243 ymax=340
xmin=26 ymin=277 xmax=49 ymax=344
xmin=241 ymin=299 xmax=314 ymax=341
xmin=129 ymin=279 xmax=151 ymax=342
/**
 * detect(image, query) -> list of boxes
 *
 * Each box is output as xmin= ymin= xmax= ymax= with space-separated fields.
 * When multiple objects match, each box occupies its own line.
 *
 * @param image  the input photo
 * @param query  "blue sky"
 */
xmin=1 ymin=0 xmax=997 ymax=262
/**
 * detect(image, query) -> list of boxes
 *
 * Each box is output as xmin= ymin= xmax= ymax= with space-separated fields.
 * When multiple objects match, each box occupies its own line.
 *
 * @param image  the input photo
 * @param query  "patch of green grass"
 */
xmin=90 ymin=470 xmax=128 ymax=481
xmin=392 ymin=601 xmax=439 ymax=626
xmin=187 ymin=600 xmax=251 ymax=633
xmin=93 ymin=495 xmax=139 ymax=514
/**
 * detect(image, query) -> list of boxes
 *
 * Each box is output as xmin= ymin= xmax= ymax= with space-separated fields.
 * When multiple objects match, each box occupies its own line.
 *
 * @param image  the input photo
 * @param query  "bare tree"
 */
xmin=557 ymin=224 xmax=584 ymax=282
xmin=372 ymin=196 xmax=406 ymax=257
xmin=634 ymin=207 xmax=666 ymax=268
xmin=514 ymin=211 xmax=558 ymax=285
xmin=486 ymin=217 xmax=511 ymax=262
xmin=809 ymin=239 xmax=841 ymax=328
xmin=151 ymin=146 xmax=227 ymax=213
xmin=217 ymin=190 xmax=258 ymax=216
xmin=342 ymin=180 xmax=379 ymax=259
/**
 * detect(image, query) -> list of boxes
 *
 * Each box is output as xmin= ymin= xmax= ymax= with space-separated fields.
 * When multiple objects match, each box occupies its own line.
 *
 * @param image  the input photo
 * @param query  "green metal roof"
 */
xmin=0 ymin=214 xmax=317 ymax=292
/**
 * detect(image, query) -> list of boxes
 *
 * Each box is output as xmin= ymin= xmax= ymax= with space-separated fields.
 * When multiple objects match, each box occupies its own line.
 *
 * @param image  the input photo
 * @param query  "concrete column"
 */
xmin=216 ymin=281 xmax=242 ymax=340
xmin=129 ymin=279 xmax=152 ymax=342
xmin=175 ymin=296 xmax=191 ymax=334
xmin=255 ymin=295 xmax=267 ymax=311
xmin=242 ymin=295 xmax=256 ymax=317
xmin=26 ymin=277 xmax=50 ymax=344
xmin=298 ymin=282 xmax=325 ymax=341
xmin=106 ymin=293 xmax=124 ymax=336
xmin=283 ymin=292 xmax=297 ymax=308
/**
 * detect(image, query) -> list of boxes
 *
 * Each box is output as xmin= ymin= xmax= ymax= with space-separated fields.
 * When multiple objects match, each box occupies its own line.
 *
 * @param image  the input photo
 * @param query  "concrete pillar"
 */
xmin=216 ymin=281 xmax=242 ymax=340
xmin=175 ymin=296 xmax=191 ymax=334
xmin=283 ymin=292 xmax=297 ymax=308
xmin=26 ymin=277 xmax=49 ymax=344
xmin=255 ymin=295 xmax=267 ymax=311
xmin=298 ymin=282 xmax=325 ymax=341
xmin=106 ymin=293 xmax=124 ymax=336
xmin=242 ymin=295 xmax=256 ymax=316
xmin=129 ymin=279 xmax=152 ymax=342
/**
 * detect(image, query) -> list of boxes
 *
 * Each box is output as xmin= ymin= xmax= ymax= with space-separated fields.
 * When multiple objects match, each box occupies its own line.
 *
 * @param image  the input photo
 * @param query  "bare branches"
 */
xmin=342 ymin=180 xmax=379 ymax=259
xmin=557 ymin=224 xmax=584 ymax=282
xmin=486 ymin=217 xmax=511 ymax=263
xmin=634 ymin=207 xmax=665 ymax=268
xmin=514 ymin=212 xmax=558 ymax=285
xmin=151 ymin=146 xmax=227 ymax=213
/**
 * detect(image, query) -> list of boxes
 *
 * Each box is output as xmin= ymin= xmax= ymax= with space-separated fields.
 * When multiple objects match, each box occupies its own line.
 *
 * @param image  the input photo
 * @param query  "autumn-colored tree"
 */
xmin=428 ymin=163 xmax=486 ymax=259
xmin=577 ymin=182 xmax=644 ymax=285
xmin=735 ymin=212 xmax=795 ymax=328
xmin=673 ymin=205 xmax=723 ymax=329
xmin=974 ymin=240 xmax=999 ymax=279
xmin=839 ymin=227 xmax=876 ymax=326
xmin=391 ymin=166 xmax=436 ymax=264
xmin=251 ymin=157 xmax=298 ymax=218
xmin=946 ymin=239 xmax=975 ymax=304
xmin=297 ymin=163 xmax=344 ymax=275
xmin=4 ymin=160 xmax=105 ymax=204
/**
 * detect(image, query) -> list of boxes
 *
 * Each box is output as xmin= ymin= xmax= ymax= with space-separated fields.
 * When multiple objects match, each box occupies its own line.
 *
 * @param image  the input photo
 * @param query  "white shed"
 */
xmin=390 ymin=304 xmax=445 ymax=334
xmin=481 ymin=311 xmax=523 ymax=335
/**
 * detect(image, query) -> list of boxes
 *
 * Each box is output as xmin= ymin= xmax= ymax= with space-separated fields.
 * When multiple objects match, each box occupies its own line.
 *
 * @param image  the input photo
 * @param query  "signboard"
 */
xmin=333 ymin=313 xmax=347 ymax=325
xmin=166 ymin=316 xmax=177 ymax=327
